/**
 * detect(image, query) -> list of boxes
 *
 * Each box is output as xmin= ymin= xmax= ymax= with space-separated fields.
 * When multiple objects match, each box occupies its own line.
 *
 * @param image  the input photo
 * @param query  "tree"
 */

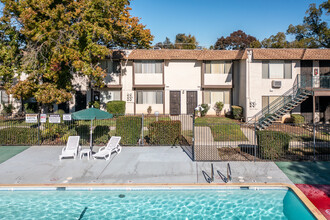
xmin=287 ymin=2 xmax=329 ymax=48
xmin=214 ymin=30 xmax=257 ymax=50
xmin=0 ymin=0 xmax=153 ymax=111
xmin=261 ymin=32 xmax=289 ymax=48
xmin=174 ymin=33 xmax=198 ymax=49
xmin=154 ymin=37 xmax=174 ymax=49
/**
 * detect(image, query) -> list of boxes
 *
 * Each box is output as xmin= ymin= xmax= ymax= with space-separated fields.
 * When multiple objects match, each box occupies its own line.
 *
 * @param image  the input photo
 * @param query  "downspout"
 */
xmin=246 ymin=50 xmax=252 ymax=121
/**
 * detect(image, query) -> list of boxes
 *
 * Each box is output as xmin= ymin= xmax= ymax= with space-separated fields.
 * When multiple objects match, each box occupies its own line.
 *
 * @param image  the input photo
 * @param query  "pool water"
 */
xmin=0 ymin=188 xmax=315 ymax=219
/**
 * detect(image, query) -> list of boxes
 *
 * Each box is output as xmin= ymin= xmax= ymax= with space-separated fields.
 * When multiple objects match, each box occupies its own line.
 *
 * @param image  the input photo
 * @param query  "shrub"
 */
xmin=55 ymin=109 xmax=65 ymax=115
xmin=88 ymin=101 xmax=100 ymax=109
xmin=2 ymin=103 xmax=14 ymax=115
xmin=41 ymin=122 xmax=69 ymax=140
xmin=116 ymin=116 xmax=142 ymax=145
xmin=106 ymin=101 xmax=126 ymax=116
xmin=148 ymin=120 xmax=181 ymax=145
xmin=147 ymin=106 xmax=152 ymax=114
xmin=257 ymin=131 xmax=291 ymax=160
xmin=232 ymin=105 xmax=243 ymax=120
xmin=291 ymin=114 xmax=304 ymax=125
xmin=93 ymin=125 xmax=111 ymax=145
xmin=0 ymin=127 xmax=38 ymax=145
xmin=24 ymin=103 xmax=38 ymax=113
xmin=214 ymin=102 xmax=224 ymax=116
xmin=200 ymin=104 xmax=210 ymax=117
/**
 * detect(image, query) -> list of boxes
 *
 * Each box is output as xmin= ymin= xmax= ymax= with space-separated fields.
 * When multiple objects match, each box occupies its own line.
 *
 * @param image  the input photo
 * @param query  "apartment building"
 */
xmin=1 ymin=48 xmax=329 ymax=123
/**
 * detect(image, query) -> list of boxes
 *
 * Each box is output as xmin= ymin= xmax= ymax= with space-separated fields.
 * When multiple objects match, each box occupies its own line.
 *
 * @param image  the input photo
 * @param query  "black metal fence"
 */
xmin=0 ymin=113 xmax=329 ymax=161
xmin=194 ymin=122 xmax=330 ymax=161
xmin=0 ymin=113 xmax=193 ymax=147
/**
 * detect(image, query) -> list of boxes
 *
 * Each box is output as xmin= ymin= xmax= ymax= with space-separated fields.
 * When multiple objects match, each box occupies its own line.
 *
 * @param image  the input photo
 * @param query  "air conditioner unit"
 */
xmin=272 ymin=80 xmax=282 ymax=88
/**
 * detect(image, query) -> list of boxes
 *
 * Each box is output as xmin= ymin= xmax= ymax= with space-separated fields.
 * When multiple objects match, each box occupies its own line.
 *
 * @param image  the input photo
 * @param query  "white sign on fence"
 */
xmin=25 ymin=114 xmax=38 ymax=123
xmin=63 ymin=114 xmax=72 ymax=121
xmin=49 ymin=114 xmax=61 ymax=123
xmin=40 ymin=114 xmax=47 ymax=123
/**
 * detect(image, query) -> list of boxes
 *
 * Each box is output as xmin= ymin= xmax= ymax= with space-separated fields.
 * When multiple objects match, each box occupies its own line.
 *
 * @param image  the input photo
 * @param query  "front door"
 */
xmin=75 ymin=91 xmax=87 ymax=111
xmin=186 ymin=91 xmax=197 ymax=115
xmin=170 ymin=91 xmax=181 ymax=115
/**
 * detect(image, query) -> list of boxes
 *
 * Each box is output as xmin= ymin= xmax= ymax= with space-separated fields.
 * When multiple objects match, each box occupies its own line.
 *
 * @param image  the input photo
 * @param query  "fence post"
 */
xmin=141 ymin=113 xmax=144 ymax=146
xmin=192 ymin=111 xmax=195 ymax=161
xmin=37 ymin=113 xmax=40 ymax=145
xmin=313 ymin=123 xmax=316 ymax=161
xmin=254 ymin=122 xmax=257 ymax=162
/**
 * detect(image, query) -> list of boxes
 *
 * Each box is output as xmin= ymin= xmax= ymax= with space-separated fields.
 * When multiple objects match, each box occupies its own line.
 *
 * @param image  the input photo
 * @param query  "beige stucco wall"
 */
xmin=104 ymin=74 xmax=120 ymax=85
xmin=245 ymin=60 xmax=300 ymax=121
xmin=121 ymin=60 xmax=134 ymax=114
xmin=164 ymin=60 xmax=202 ymax=114
xmin=135 ymin=104 xmax=163 ymax=114
xmin=204 ymin=74 xmax=232 ymax=86
xmin=135 ymin=74 xmax=162 ymax=85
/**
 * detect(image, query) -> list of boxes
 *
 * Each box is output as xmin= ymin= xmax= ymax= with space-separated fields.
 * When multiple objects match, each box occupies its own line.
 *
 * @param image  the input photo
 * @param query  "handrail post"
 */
xmin=192 ymin=111 xmax=195 ymax=161
xmin=141 ymin=113 xmax=144 ymax=146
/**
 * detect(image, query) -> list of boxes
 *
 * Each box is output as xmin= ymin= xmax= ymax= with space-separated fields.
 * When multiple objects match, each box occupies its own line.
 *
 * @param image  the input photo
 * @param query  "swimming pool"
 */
xmin=0 ymin=186 xmax=316 ymax=219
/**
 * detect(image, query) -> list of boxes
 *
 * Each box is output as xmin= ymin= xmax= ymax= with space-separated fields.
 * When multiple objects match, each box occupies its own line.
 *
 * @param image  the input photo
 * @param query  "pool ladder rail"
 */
xmin=210 ymin=163 xmax=232 ymax=183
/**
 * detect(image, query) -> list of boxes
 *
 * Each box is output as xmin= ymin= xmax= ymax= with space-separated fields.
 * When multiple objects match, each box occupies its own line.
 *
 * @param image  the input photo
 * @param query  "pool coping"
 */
xmin=0 ymin=183 xmax=325 ymax=220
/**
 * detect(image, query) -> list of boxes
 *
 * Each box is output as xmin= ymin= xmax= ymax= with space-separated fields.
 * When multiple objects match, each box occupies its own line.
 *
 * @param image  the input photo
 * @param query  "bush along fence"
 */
xmin=193 ymin=122 xmax=330 ymax=161
xmin=0 ymin=113 xmax=329 ymax=161
xmin=0 ymin=113 xmax=193 ymax=147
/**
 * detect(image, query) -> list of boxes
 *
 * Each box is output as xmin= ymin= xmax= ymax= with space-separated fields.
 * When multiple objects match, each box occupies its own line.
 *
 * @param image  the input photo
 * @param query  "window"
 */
xmin=205 ymin=61 xmax=232 ymax=74
xmin=134 ymin=61 xmax=163 ymax=74
xmin=204 ymin=90 xmax=230 ymax=105
xmin=100 ymin=91 xmax=120 ymax=103
xmin=100 ymin=60 xmax=120 ymax=74
xmin=262 ymin=61 xmax=292 ymax=79
xmin=136 ymin=91 xmax=163 ymax=104
xmin=0 ymin=90 xmax=9 ymax=104
xmin=262 ymin=96 xmax=291 ymax=114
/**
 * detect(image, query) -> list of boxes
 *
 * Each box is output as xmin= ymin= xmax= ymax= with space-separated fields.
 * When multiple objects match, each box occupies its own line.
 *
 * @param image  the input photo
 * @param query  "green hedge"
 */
xmin=148 ymin=120 xmax=181 ymax=145
xmin=232 ymin=105 xmax=243 ymax=120
xmin=116 ymin=116 xmax=142 ymax=145
xmin=0 ymin=127 xmax=38 ymax=145
xmin=106 ymin=101 xmax=126 ymax=115
xmin=257 ymin=131 xmax=291 ymax=160
xmin=291 ymin=114 xmax=304 ymax=125
xmin=200 ymin=104 xmax=210 ymax=117
xmin=93 ymin=125 xmax=111 ymax=145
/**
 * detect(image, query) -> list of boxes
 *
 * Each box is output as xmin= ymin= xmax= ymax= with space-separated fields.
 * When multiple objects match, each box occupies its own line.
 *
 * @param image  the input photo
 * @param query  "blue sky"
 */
xmin=130 ymin=0 xmax=327 ymax=48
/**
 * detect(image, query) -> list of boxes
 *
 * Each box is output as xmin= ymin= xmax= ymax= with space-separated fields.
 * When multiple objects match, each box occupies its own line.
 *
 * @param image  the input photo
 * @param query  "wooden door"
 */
xmin=301 ymin=60 xmax=313 ymax=83
xmin=170 ymin=91 xmax=181 ymax=115
xmin=186 ymin=91 xmax=197 ymax=115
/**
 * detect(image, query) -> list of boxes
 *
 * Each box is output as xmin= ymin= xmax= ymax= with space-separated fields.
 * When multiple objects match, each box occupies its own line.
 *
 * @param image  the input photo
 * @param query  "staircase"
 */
xmin=250 ymin=75 xmax=313 ymax=130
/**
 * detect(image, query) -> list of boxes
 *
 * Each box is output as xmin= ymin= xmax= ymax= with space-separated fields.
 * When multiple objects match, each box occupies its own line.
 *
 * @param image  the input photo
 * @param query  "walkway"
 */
xmin=0 ymin=146 xmax=292 ymax=184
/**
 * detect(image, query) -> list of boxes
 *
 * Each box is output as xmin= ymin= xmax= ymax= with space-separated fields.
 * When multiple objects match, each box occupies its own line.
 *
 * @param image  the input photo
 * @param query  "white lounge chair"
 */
xmin=93 ymin=136 xmax=122 ymax=160
xmin=59 ymin=136 xmax=81 ymax=160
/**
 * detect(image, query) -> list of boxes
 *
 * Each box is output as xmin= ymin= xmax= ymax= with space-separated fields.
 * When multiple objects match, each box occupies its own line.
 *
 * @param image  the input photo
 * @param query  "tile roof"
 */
xmin=197 ymin=50 xmax=240 ymax=60
xmin=124 ymin=48 xmax=330 ymax=61
xmin=252 ymin=48 xmax=305 ymax=60
xmin=128 ymin=49 xmax=203 ymax=60
xmin=302 ymin=49 xmax=330 ymax=60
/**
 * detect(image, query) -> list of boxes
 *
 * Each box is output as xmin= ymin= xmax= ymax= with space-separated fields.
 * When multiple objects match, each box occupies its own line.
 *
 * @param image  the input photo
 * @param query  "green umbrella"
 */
xmin=72 ymin=107 xmax=113 ymax=150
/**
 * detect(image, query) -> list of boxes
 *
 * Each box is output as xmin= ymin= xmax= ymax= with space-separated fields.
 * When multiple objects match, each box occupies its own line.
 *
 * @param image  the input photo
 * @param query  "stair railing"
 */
xmin=248 ymin=74 xmax=313 ymax=125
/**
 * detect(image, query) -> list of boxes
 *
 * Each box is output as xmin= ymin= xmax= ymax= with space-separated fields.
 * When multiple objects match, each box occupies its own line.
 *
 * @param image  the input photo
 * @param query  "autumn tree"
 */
xmin=0 ymin=0 xmax=153 ymax=111
xmin=214 ymin=30 xmax=258 ymax=50
xmin=174 ymin=33 xmax=198 ymax=49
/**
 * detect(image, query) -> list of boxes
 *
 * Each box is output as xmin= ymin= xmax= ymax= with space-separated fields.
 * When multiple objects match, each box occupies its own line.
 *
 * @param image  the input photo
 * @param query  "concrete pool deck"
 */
xmin=0 ymin=146 xmax=293 ymax=185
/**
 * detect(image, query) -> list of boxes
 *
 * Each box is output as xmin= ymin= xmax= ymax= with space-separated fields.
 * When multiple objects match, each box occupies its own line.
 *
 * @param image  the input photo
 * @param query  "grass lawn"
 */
xmin=0 ymin=146 xmax=29 ymax=164
xmin=195 ymin=116 xmax=248 ymax=141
